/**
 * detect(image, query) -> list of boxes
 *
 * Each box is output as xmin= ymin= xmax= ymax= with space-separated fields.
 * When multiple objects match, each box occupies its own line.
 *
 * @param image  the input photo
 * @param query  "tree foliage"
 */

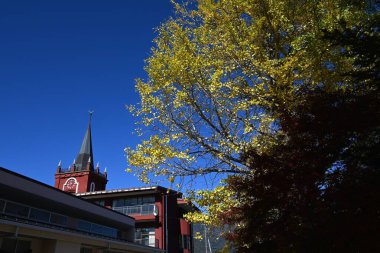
xmin=219 ymin=9 xmax=380 ymax=252
xmin=127 ymin=0 xmax=364 ymax=180
xmin=127 ymin=0 xmax=379 ymax=251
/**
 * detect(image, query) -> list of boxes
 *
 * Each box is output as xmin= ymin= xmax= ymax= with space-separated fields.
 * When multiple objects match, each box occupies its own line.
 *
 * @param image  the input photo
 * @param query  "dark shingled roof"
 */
xmin=75 ymin=115 xmax=94 ymax=171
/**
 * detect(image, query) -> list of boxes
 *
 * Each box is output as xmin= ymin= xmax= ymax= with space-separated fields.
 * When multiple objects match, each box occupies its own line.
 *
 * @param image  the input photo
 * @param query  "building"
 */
xmin=53 ymin=115 xmax=195 ymax=253
xmin=77 ymin=187 xmax=193 ymax=253
xmin=0 ymin=167 xmax=161 ymax=253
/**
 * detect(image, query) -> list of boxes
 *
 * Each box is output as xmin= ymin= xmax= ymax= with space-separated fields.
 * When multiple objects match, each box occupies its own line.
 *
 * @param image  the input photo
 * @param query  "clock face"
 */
xmin=64 ymin=178 xmax=78 ymax=192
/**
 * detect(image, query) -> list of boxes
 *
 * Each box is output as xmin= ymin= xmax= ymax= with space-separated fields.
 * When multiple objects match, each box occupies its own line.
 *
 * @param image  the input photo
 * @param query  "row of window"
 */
xmin=0 ymin=199 xmax=118 ymax=239
xmin=112 ymin=196 xmax=155 ymax=207
xmin=77 ymin=219 xmax=117 ymax=238
xmin=134 ymin=228 xmax=191 ymax=249
xmin=0 ymin=199 xmax=67 ymax=226
xmin=81 ymin=247 xmax=129 ymax=253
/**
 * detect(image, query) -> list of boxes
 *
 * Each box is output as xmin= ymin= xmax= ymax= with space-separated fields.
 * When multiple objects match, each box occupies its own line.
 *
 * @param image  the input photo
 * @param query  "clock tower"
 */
xmin=54 ymin=113 xmax=108 ymax=193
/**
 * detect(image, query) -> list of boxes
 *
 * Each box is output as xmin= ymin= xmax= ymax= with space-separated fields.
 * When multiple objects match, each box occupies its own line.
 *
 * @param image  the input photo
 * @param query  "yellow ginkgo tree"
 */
xmin=126 ymin=0 xmax=375 ymax=248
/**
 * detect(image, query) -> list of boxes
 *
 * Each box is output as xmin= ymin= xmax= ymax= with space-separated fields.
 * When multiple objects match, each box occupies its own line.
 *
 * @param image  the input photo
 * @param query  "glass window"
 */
xmin=112 ymin=199 xmax=125 ymax=207
xmin=102 ymin=226 xmax=117 ymax=238
xmin=78 ymin=220 xmax=117 ymax=238
xmin=0 ymin=199 xmax=5 ymax=213
xmin=141 ymin=204 xmax=154 ymax=215
xmin=50 ymin=213 xmax=67 ymax=226
xmin=135 ymin=228 xmax=155 ymax=247
xmin=91 ymin=223 xmax=104 ymax=235
xmin=29 ymin=208 xmax=50 ymax=223
xmin=4 ymin=202 xmax=29 ymax=218
xmin=125 ymin=198 xmax=137 ymax=206
xmin=95 ymin=200 xmax=105 ymax=206
xmin=78 ymin=220 xmax=92 ymax=232
xmin=112 ymin=197 xmax=154 ymax=207
xmin=142 ymin=196 xmax=155 ymax=204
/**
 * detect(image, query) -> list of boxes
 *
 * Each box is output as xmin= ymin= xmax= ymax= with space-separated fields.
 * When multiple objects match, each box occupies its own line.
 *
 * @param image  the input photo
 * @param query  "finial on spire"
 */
xmin=95 ymin=161 xmax=100 ymax=174
xmin=86 ymin=156 xmax=93 ymax=171
xmin=56 ymin=160 xmax=62 ymax=173
xmin=88 ymin=110 xmax=94 ymax=124
xmin=104 ymin=167 xmax=107 ymax=173
xmin=71 ymin=159 xmax=76 ymax=172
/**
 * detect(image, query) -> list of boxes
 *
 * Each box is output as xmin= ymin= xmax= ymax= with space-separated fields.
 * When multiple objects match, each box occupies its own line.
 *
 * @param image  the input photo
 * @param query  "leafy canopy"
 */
xmin=127 ymin=0 xmax=363 ymax=182
xmin=127 ymin=1 xmax=377 ymax=250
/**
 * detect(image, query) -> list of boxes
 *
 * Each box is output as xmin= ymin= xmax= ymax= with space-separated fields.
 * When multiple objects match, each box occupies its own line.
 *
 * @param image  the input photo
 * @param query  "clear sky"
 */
xmin=0 ymin=0 xmax=175 ymax=189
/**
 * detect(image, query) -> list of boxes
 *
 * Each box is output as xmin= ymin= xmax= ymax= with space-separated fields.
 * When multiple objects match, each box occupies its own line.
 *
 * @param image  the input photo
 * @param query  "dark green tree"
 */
xmin=221 ymin=12 xmax=380 ymax=253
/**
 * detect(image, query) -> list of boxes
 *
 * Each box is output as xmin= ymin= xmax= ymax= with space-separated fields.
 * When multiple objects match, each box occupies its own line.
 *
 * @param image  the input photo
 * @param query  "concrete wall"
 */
xmin=55 ymin=240 xmax=81 ymax=253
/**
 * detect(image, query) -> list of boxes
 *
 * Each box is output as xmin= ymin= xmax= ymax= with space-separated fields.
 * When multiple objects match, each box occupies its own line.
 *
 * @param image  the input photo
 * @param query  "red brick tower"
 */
xmin=54 ymin=112 xmax=107 ymax=193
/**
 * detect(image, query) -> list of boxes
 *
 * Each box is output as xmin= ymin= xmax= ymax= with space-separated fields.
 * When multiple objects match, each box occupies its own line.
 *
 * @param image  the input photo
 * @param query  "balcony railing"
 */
xmin=0 ymin=199 xmax=120 ymax=240
xmin=113 ymin=204 xmax=158 ymax=216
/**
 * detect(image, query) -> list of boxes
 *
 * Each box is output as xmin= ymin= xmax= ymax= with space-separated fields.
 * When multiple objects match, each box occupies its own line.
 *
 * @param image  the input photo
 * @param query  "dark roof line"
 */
xmin=76 ymin=185 xmax=182 ymax=197
xmin=0 ymin=167 xmax=134 ymax=224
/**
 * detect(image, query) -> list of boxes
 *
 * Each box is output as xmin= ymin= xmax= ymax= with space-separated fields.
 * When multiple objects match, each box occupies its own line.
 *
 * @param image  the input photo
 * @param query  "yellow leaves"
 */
xmin=173 ymin=90 xmax=188 ymax=108
xmin=184 ymin=185 xmax=238 ymax=228
xmin=193 ymin=231 xmax=203 ymax=240
xmin=125 ymin=0 xmax=370 ymax=230
xmin=125 ymin=133 xmax=194 ymax=185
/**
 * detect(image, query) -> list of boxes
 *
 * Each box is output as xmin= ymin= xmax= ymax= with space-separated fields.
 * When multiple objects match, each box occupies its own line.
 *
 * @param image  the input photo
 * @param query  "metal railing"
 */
xmin=0 ymin=198 xmax=68 ymax=227
xmin=113 ymin=204 xmax=158 ymax=216
xmin=0 ymin=199 xmax=120 ymax=240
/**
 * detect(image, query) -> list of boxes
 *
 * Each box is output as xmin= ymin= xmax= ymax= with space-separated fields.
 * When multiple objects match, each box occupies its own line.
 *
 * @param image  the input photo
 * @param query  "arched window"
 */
xmin=90 ymin=182 xmax=95 ymax=192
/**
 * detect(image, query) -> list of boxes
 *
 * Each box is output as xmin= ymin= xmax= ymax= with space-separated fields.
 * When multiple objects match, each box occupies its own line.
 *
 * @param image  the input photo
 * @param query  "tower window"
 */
xmin=90 ymin=182 xmax=95 ymax=192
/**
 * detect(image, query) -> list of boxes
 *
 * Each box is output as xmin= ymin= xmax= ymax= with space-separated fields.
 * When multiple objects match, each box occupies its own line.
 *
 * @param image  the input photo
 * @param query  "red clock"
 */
xmin=64 ymin=178 xmax=78 ymax=192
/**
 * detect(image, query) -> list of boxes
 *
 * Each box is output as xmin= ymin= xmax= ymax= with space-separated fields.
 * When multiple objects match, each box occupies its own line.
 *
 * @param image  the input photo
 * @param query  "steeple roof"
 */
xmin=75 ymin=112 xmax=94 ymax=171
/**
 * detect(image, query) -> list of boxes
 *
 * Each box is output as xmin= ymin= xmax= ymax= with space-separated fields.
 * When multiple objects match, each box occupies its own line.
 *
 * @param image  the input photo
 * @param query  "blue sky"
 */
xmin=0 ymin=0 xmax=175 ymax=189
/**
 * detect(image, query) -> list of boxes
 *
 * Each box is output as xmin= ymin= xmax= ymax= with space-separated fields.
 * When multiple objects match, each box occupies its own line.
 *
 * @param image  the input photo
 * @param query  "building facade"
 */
xmin=0 ymin=168 xmax=161 ymax=253
xmin=53 ymin=116 xmax=194 ymax=253
xmin=77 ymin=187 xmax=193 ymax=253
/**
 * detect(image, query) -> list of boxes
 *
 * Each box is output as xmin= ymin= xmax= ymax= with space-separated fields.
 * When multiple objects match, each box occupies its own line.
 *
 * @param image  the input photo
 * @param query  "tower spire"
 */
xmin=54 ymin=111 xmax=108 ymax=193
xmin=89 ymin=110 xmax=93 ymax=124
xmin=75 ymin=111 xmax=94 ymax=171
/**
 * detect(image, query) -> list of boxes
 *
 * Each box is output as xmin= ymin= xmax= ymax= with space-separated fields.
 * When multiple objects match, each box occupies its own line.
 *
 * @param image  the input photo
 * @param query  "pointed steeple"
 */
xmin=75 ymin=112 xmax=94 ymax=171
